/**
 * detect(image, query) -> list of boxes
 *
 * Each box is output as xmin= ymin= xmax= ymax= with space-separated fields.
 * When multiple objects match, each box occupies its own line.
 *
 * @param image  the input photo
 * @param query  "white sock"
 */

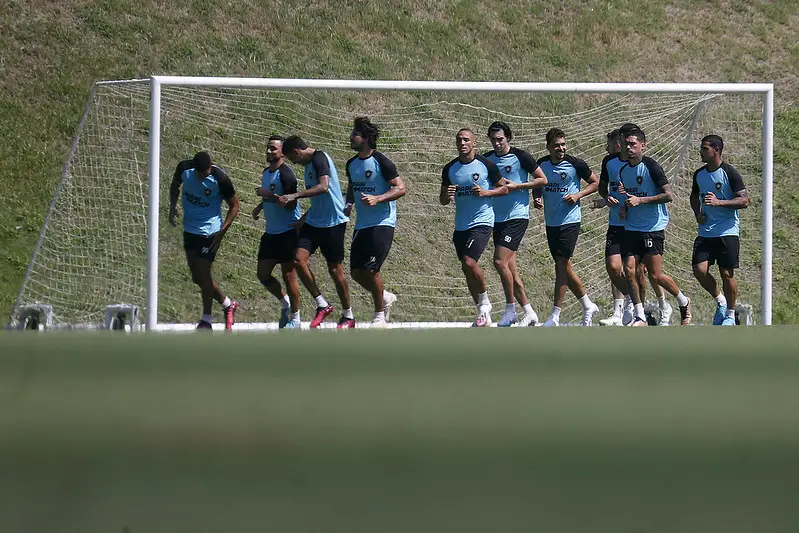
xmin=523 ymin=303 xmax=535 ymax=316
xmin=383 ymin=290 xmax=394 ymax=300
xmin=342 ymin=308 xmax=354 ymax=319
xmin=222 ymin=297 xmax=231 ymax=308
xmin=374 ymin=311 xmax=385 ymax=321
xmin=279 ymin=295 xmax=290 ymax=310
xmin=291 ymin=311 xmax=300 ymax=321
xmin=716 ymin=293 xmax=727 ymax=307
xmin=315 ymin=294 xmax=329 ymax=308
xmin=634 ymin=303 xmax=645 ymax=320
xmin=579 ymin=294 xmax=593 ymax=310
xmin=658 ymin=295 xmax=668 ymax=310
xmin=613 ymin=298 xmax=624 ymax=316
xmin=477 ymin=292 xmax=491 ymax=313
xmin=676 ymin=291 xmax=689 ymax=307
xmin=201 ymin=314 xmax=213 ymax=324
xmin=505 ymin=303 xmax=515 ymax=314
xmin=725 ymin=308 xmax=735 ymax=318
xmin=551 ymin=306 xmax=561 ymax=320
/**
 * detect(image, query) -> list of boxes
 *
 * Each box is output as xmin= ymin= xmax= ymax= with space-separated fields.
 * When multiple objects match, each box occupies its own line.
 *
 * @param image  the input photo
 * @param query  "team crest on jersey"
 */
xmin=715 ymin=182 xmax=722 ymax=190
xmin=203 ymin=188 xmax=212 ymax=196
xmin=637 ymin=176 xmax=643 ymax=184
xmin=560 ymin=172 xmax=568 ymax=181
xmin=365 ymin=170 xmax=373 ymax=179
xmin=269 ymin=183 xmax=276 ymax=191
xmin=472 ymin=173 xmax=480 ymax=182
xmin=504 ymin=165 xmax=512 ymax=174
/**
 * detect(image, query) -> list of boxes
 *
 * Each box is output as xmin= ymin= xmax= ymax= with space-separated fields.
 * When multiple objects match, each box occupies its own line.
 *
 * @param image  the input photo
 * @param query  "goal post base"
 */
xmin=104 ymin=304 xmax=140 ymax=332
xmin=14 ymin=304 xmax=54 ymax=331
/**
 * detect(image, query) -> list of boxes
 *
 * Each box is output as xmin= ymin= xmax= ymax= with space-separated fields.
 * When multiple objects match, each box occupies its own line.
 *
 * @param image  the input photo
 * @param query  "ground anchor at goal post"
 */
xmin=15 ymin=304 xmax=54 ymax=331
xmin=104 ymin=304 xmax=140 ymax=332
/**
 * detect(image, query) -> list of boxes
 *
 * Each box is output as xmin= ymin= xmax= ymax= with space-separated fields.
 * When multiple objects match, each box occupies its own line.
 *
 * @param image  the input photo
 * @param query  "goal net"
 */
xmin=10 ymin=78 xmax=773 ymax=329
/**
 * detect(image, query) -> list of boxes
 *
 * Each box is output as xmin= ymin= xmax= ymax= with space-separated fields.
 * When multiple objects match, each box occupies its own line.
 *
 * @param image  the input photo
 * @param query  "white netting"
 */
xmin=11 ymin=81 xmax=765 ymax=327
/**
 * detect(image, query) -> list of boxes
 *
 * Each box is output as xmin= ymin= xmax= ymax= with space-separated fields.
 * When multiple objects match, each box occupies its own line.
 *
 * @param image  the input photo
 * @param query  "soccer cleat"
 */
xmin=310 ymin=304 xmax=334 ymax=328
xmin=472 ymin=312 xmax=492 ymax=327
xmin=599 ymin=314 xmax=623 ymax=327
xmin=383 ymin=291 xmax=397 ymax=321
xmin=622 ymin=300 xmax=634 ymax=326
xmin=278 ymin=307 xmax=291 ymax=329
xmin=284 ymin=318 xmax=302 ymax=329
xmin=721 ymin=316 xmax=736 ymax=326
xmin=223 ymin=300 xmax=238 ymax=331
xmin=631 ymin=317 xmax=648 ymax=327
xmin=712 ymin=304 xmax=727 ymax=326
xmin=497 ymin=310 xmax=518 ymax=327
xmin=371 ymin=318 xmax=387 ymax=329
xmin=542 ymin=316 xmax=559 ymax=327
xmin=518 ymin=311 xmax=539 ymax=327
xmin=581 ymin=303 xmax=599 ymax=326
xmin=679 ymin=299 xmax=692 ymax=325
xmin=658 ymin=303 xmax=673 ymax=326
xmin=337 ymin=316 xmax=356 ymax=328
xmin=196 ymin=320 xmax=213 ymax=330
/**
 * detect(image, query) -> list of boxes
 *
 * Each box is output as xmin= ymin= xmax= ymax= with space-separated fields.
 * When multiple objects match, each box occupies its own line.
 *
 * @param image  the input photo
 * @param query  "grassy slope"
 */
xmin=3 ymin=0 xmax=799 ymax=321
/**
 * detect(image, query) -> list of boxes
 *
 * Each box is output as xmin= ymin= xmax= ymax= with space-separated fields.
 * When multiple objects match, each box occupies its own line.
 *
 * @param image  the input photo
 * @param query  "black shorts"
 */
xmin=297 ymin=222 xmax=347 ymax=263
xmin=351 ymin=226 xmax=395 ymax=271
xmin=545 ymin=223 xmax=580 ymax=259
xmin=453 ymin=225 xmax=492 ymax=262
xmin=493 ymin=218 xmax=529 ymax=252
xmin=605 ymin=225 xmax=626 ymax=258
xmin=258 ymin=230 xmax=298 ymax=263
xmin=183 ymin=231 xmax=217 ymax=262
xmin=692 ymin=235 xmax=740 ymax=269
xmin=623 ymin=230 xmax=665 ymax=258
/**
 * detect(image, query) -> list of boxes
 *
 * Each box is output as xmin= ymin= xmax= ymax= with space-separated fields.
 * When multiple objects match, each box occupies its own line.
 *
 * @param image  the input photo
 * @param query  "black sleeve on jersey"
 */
xmin=441 ymin=159 xmax=456 ymax=186
xmin=211 ymin=166 xmax=236 ymax=199
xmin=173 ymin=159 xmax=194 ymax=181
xmin=642 ymin=157 xmax=669 ymax=189
xmin=722 ymin=162 xmax=746 ymax=192
xmin=691 ymin=168 xmax=701 ymax=196
xmin=373 ymin=151 xmax=400 ymax=182
xmin=482 ymin=150 xmax=495 ymax=158
xmin=511 ymin=147 xmax=540 ymax=174
xmin=565 ymin=154 xmax=592 ymax=182
xmin=279 ymin=164 xmax=299 ymax=195
xmin=310 ymin=150 xmax=331 ymax=177
xmin=344 ymin=155 xmax=358 ymax=179
xmin=475 ymin=154 xmax=502 ymax=185
xmin=599 ymin=154 xmax=614 ymax=184
xmin=536 ymin=155 xmax=550 ymax=166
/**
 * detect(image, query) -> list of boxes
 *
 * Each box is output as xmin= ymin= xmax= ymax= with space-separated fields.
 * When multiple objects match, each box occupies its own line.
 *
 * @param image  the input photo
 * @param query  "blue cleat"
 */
xmin=284 ymin=318 xmax=301 ymax=329
xmin=713 ymin=304 xmax=727 ymax=325
xmin=278 ymin=307 xmax=291 ymax=329
xmin=721 ymin=316 xmax=736 ymax=326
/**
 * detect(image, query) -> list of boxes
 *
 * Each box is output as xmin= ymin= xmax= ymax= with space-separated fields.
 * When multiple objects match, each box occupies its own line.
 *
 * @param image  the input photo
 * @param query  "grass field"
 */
xmin=2 ymin=327 xmax=799 ymax=532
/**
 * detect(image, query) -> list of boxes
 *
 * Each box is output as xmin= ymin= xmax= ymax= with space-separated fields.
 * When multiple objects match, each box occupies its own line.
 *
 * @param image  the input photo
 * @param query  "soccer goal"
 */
xmin=9 ymin=77 xmax=774 ymax=330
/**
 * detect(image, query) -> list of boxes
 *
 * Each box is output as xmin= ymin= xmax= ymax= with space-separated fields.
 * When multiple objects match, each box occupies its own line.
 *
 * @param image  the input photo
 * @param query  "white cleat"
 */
xmin=622 ymin=300 xmax=634 ymax=326
xmin=599 ymin=314 xmax=623 ymax=326
xmin=497 ymin=310 xmax=518 ymax=327
xmin=383 ymin=291 xmax=397 ymax=321
xmin=518 ymin=311 xmax=539 ymax=327
xmin=658 ymin=302 xmax=673 ymax=326
xmin=371 ymin=318 xmax=388 ymax=329
xmin=472 ymin=312 xmax=492 ymax=327
xmin=542 ymin=316 xmax=559 ymax=327
xmin=582 ymin=303 xmax=600 ymax=326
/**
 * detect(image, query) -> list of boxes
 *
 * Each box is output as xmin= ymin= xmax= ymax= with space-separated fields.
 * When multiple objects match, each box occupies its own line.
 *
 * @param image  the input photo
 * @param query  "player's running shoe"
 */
xmin=721 ymin=316 xmax=736 ymax=326
xmin=713 ymin=303 xmax=727 ymax=326
xmin=278 ymin=307 xmax=291 ymax=329
xmin=518 ymin=311 xmax=539 ymax=327
xmin=497 ymin=310 xmax=518 ymax=327
xmin=337 ymin=316 xmax=356 ymax=328
xmin=622 ymin=299 xmax=634 ymax=326
xmin=581 ymin=303 xmax=599 ymax=326
xmin=371 ymin=318 xmax=387 ymax=329
xmin=679 ymin=299 xmax=692 ymax=325
xmin=196 ymin=320 xmax=213 ymax=330
xmin=542 ymin=316 xmax=559 ymax=327
xmin=383 ymin=291 xmax=397 ymax=321
xmin=599 ymin=314 xmax=623 ymax=326
xmin=472 ymin=312 xmax=492 ymax=327
xmin=284 ymin=318 xmax=301 ymax=329
xmin=223 ymin=301 xmax=238 ymax=331
xmin=310 ymin=305 xmax=334 ymax=328
xmin=658 ymin=302 xmax=673 ymax=326
xmin=631 ymin=317 xmax=648 ymax=327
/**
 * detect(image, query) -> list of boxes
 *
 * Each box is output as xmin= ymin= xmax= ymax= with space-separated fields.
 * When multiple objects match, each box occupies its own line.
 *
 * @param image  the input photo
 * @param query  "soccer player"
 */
xmin=618 ymin=127 xmax=691 ymax=326
xmin=252 ymin=136 xmax=302 ymax=329
xmin=344 ymin=117 xmax=406 ymax=327
xmin=690 ymin=135 xmax=749 ymax=326
xmin=279 ymin=135 xmax=354 ymax=328
xmin=484 ymin=121 xmax=547 ymax=327
xmin=535 ymin=128 xmax=599 ymax=327
xmin=169 ymin=151 xmax=240 ymax=330
xmin=440 ymin=128 xmax=508 ymax=327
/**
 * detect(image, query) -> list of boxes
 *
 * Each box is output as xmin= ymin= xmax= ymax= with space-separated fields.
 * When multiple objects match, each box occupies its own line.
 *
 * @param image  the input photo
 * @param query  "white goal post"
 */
xmin=12 ymin=77 xmax=774 ymax=330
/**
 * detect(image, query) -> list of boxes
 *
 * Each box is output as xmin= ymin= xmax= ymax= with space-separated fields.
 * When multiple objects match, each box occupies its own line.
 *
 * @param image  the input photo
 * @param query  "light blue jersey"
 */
xmin=619 ymin=156 xmax=670 ymax=232
xmin=600 ymin=154 xmax=627 ymax=227
xmin=538 ymin=154 xmax=591 ymax=227
xmin=346 ymin=151 xmax=399 ymax=230
xmin=485 ymin=147 xmax=539 ymax=223
xmin=442 ymin=154 xmax=502 ymax=231
xmin=303 ymin=151 xmax=349 ymax=228
xmin=692 ymin=162 xmax=745 ymax=237
xmin=174 ymin=160 xmax=235 ymax=236
xmin=261 ymin=164 xmax=301 ymax=235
